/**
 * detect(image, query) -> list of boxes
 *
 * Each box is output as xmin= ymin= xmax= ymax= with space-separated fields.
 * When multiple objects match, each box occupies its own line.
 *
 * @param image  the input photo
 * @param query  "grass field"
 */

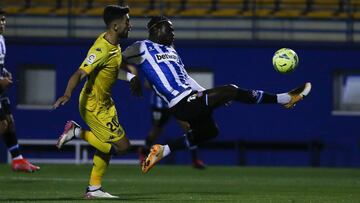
xmin=0 ymin=164 xmax=360 ymax=202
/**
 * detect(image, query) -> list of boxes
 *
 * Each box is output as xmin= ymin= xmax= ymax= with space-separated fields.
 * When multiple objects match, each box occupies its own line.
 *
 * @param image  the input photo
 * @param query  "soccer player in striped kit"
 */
xmin=0 ymin=8 xmax=40 ymax=173
xmin=123 ymin=16 xmax=312 ymax=173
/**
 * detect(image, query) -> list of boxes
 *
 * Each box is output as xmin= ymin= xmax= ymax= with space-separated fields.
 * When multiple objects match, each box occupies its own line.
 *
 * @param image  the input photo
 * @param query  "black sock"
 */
xmin=3 ymin=131 xmax=21 ymax=158
xmin=168 ymin=135 xmax=187 ymax=151
xmin=261 ymin=92 xmax=277 ymax=104
xmin=236 ymin=89 xmax=277 ymax=104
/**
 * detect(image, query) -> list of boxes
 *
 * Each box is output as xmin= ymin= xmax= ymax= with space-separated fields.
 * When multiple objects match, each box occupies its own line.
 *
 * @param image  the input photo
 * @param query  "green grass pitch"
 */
xmin=0 ymin=164 xmax=360 ymax=202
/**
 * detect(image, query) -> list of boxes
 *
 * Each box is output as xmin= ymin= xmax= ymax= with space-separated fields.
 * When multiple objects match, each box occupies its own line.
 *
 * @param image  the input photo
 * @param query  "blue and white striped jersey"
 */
xmin=150 ymin=90 xmax=168 ymax=109
xmin=0 ymin=34 xmax=9 ymax=97
xmin=123 ymin=40 xmax=204 ymax=108
xmin=0 ymin=35 xmax=6 ymax=72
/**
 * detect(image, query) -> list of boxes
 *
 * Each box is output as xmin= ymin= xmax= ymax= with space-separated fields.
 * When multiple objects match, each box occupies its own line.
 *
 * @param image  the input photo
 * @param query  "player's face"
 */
xmin=157 ymin=21 xmax=174 ymax=46
xmin=0 ymin=15 xmax=6 ymax=34
xmin=116 ymin=14 xmax=131 ymax=39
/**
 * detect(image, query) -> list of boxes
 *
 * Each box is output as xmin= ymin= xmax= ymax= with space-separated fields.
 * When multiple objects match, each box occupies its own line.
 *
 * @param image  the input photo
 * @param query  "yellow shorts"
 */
xmin=79 ymin=104 xmax=125 ymax=143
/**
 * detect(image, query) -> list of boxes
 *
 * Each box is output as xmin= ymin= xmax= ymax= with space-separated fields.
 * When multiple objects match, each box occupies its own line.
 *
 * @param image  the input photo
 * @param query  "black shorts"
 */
xmin=170 ymin=91 xmax=218 ymax=144
xmin=151 ymin=108 xmax=171 ymax=128
xmin=0 ymin=97 xmax=11 ymax=120
xmin=169 ymin=91 xmax=213 ymax=122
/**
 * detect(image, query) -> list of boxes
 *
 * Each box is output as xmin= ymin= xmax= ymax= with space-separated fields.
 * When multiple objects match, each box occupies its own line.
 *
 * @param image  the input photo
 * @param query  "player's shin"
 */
xmin=168 ymin=132 xmax=193 ymax=152
xmin=89 ymin=151 xmax=110 ymax=187
xmin=3 ymin=131 xmax=21 ymax=158
xmin=235 ymin=88 xmax=277 ymax=104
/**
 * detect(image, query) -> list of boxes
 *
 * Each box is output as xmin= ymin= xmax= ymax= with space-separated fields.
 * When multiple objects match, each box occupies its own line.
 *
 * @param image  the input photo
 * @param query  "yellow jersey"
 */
xmin=79 ymin=33 xmax=122 ymax=111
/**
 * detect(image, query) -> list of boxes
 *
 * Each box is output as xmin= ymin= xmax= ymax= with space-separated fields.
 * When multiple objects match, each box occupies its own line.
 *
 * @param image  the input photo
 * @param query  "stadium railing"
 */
xmin=7 ymin=139 xmax=145 ymax=165
xmin=7 ymin=139 xmax=323 ymax=166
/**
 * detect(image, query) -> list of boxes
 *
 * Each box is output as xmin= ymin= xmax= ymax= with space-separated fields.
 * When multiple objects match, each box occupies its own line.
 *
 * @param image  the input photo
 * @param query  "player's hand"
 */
xmin=129 ymin=76 xmax=142 ymax=97
xmin=0 ymin=77 xmax=13 ymax=91
xmin=53 ymin=95 xmax=70 ymax=109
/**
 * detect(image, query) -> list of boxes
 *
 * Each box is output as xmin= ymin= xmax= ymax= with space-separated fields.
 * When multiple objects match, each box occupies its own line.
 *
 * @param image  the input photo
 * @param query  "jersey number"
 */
xmin=106 ymin=117 xmax=120 ymax=132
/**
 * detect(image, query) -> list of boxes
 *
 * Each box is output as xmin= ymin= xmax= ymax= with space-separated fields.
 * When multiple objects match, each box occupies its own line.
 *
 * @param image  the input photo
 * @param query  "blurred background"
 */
xmin=0 ymin=0 xmax=359 ymax=168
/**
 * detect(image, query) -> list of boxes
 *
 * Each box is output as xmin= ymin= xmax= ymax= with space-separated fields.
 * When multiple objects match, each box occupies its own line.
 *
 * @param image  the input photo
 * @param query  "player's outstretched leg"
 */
xmin=56 ymin=120 xmax=81 ymax=149
xmin=12 ymin=158 xmax=40 ymax=173
xmin=283 ymin=82 xmax=312 ymax=108
xmin=84 ymin=187 xmax=118 ymax=199
xmin=205 ymin=82 xmax=312 ymax=109
xmin=141 ymin=144 xmax=164 ymax=173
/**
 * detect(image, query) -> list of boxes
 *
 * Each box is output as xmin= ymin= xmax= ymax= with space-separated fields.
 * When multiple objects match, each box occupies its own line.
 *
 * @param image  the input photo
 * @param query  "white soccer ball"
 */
xmin=272 ymin=48 xmax=299 ymax=74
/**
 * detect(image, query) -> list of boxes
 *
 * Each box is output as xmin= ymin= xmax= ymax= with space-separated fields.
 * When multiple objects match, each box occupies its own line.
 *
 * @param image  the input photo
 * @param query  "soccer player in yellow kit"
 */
xmin=53 ymin=5 xmax=140 ymax=199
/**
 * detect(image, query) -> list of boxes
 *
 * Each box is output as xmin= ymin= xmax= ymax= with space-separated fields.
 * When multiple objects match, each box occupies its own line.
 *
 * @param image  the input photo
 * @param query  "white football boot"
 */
xmin=283 ymin=82 xmax=312 ymax=109
xmin=84 ymin=188 xmax=118 ymax=199
xmin=56 ymin=120 xmax=80 ymax=149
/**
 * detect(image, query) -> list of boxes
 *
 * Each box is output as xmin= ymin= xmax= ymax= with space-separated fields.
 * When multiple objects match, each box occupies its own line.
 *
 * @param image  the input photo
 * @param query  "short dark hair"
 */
xmin=0 ymin=8 xmax=6 ymax=15
xmin=103 ymin=5 xmax=129 ymax=26
xmin=147 ymin=16 xmax=170 ymax=30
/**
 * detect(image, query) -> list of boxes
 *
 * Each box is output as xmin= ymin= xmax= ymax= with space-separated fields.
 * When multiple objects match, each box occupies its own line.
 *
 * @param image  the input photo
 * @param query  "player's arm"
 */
xmin=0 ymin=77 xmax=12 ymax=93
xmin=53 ymin=69 xmax=87 ymax=109
xmin=119 ymin=41 xmax=143 ymax=82
xmin=53 ymin=44 xmax=107 ymax=109
xmin=117 ymin=58 xmax=137 ymax=81
xmin=118 ymin=59 xmax=142 ymax=97
xmin=3 ymin=68 xmax=12 ymax=80
xmin=0 ymin=68 xmax=13 ymax=93
xmin=120 ymin=41 xmax=146 ymax=96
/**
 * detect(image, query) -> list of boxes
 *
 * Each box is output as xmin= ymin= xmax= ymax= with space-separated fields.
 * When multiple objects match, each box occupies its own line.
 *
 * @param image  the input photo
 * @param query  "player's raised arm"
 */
xmin=53 ymin=69 xmax=87 ymax=109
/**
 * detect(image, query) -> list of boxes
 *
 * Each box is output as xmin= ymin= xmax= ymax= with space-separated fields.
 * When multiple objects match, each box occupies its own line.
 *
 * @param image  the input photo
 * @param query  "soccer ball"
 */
xmin=272 ymin=48 xmax=299 ymax=74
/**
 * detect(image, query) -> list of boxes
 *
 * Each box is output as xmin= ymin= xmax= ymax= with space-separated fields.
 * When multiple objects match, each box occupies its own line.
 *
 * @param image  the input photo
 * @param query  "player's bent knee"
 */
xmin=111 ymin=140 xmax=130 ymax=156
xmin=225 ymin=84 xmax=239 ymax=97
xmin=117 ymin=145 xmax=130 ymax=155
xmin=110 ymin=145 xmax=127 ymax=156
xmin=229 ymin=84 xmax=238 ymax=89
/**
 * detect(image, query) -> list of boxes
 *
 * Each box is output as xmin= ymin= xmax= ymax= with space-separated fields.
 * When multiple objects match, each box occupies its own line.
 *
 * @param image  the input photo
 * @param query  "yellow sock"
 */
xmin=81 ymin=131 xmax=111 ymax=154
xmin=89 ymin=150 xmax=111 ymax=186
